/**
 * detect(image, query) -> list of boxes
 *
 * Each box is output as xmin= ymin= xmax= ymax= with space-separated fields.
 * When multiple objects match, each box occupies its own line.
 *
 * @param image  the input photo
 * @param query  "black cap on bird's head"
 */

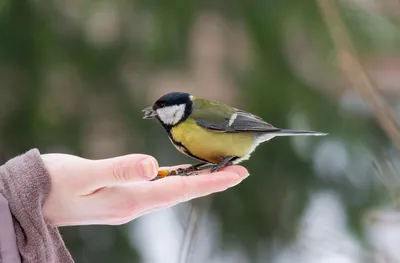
xmin=142 ymin=92 xmax=193 ymax=126
xmin=153 ymin=92 xmax=192 ymax=109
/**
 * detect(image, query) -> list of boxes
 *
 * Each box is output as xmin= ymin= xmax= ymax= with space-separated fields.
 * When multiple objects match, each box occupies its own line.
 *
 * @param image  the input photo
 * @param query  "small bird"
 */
xmin=143 ymin=92 xmax=327 ymax=179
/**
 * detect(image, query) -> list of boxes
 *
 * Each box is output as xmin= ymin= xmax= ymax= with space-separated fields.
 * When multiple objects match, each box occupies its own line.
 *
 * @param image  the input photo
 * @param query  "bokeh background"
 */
xmin=1 ymin=0 xmax=400 ymax=262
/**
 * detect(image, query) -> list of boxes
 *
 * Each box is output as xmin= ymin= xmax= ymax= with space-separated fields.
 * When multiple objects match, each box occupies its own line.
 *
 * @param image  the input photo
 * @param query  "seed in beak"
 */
xmin=142 ymin=107 xmax=157 ymax=119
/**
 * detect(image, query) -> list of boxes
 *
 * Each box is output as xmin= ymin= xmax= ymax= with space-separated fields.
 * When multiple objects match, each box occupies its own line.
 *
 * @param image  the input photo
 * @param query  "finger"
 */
xmin=88 ymin=165 xmax=248 ymax=223
xmin=133 ymin=165 xmax=249 ymax=209
xmin=89 ymin=154 xmax=159 ymax=188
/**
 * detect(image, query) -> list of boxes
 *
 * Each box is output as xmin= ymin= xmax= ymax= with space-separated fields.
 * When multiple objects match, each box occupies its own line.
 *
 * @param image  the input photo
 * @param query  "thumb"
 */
xmin=90 ymin=154 xmax=159 ymax=188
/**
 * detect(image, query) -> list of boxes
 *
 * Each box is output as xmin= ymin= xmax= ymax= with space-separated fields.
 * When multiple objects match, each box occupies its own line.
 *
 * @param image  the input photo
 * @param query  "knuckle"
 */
xmin=112 ymin=163 xmax=131 ymax=182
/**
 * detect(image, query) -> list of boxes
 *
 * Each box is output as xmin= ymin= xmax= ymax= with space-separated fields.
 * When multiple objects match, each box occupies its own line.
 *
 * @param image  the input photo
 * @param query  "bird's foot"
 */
xmin=168 ymin=168 xmax=198 ymax=176
xmin=210 ymin=156 xmax=236 ymax=173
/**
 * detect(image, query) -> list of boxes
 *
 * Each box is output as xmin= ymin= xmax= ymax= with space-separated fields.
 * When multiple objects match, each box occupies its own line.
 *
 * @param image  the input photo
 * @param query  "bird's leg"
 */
xmin=210 ymin=156 xmax=236 ymax=173
xmin=152 ymin=162 xmax=212 ymax=181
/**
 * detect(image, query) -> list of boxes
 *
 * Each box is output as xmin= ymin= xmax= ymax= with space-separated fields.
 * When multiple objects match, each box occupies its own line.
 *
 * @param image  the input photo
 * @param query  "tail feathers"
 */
xmin=272 ymin=129 xmax=327 ymax=136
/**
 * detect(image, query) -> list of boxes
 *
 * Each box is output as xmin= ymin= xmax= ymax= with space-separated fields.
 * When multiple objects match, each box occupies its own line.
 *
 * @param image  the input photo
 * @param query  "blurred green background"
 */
xmin=1 ymin=0 xmax=400 ymax=262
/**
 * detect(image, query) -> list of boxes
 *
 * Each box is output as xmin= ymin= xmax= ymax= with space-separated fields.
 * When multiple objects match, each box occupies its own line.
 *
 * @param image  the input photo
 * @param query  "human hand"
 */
xmin=41 ymin=153 xmax=248 ymax=226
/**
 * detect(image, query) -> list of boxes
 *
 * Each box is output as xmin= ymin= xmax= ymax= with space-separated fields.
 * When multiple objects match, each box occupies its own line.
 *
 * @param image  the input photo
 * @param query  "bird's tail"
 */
xmin=271 ymin=129 xmax=327 ymax=136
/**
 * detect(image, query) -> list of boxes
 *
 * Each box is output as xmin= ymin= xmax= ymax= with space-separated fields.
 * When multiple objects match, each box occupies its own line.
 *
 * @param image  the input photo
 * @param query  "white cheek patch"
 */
xmin=157 ymin=104 xmax=186 ymax=125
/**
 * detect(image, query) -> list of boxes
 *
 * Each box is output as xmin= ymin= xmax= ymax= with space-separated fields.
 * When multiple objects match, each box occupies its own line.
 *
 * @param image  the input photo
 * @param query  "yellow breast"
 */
xmin=170 ymin=119 xmax=254 ymax=164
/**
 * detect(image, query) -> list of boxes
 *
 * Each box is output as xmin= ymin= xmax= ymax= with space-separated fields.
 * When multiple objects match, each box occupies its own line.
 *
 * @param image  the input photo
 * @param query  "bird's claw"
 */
xmin=173 ymin=168 xmax=198 ymax=176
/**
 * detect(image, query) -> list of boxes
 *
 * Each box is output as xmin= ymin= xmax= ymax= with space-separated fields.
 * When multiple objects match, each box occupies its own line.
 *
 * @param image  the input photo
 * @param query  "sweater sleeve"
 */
xmin=0 ymin=194 xmax=22 ymax=263
xmin=0 ymin=149 xmax=74 ymax=263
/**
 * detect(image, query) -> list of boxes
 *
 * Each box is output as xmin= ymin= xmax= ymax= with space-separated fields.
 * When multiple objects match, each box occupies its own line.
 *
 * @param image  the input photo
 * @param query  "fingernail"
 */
xmin=242 ymin=173 xmax=250 ymax=179
xmin=140 ymin=158 xmax=158 ymax=178
xmin=236 ymin=171 xmax=250 ymax=180
xmin=235 ymin=173 xmax=249 ymax=182
xmin=227 ymin=174 xmax=247 ymax=187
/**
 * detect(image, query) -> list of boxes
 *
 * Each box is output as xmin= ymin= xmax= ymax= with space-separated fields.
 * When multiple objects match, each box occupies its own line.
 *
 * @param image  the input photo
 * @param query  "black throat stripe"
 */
xmin=167 ymin=133 xmax=212 ymax=164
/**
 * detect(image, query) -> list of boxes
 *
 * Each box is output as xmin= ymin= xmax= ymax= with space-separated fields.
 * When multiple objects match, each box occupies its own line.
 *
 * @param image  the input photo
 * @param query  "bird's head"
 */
xmin=143 ymin=92 xmax=194 ymax=127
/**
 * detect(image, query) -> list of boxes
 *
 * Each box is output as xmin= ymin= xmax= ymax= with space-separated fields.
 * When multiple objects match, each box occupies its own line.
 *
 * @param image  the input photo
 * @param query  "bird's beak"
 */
xmin=142 ymin=107 xmax=157 ymax=119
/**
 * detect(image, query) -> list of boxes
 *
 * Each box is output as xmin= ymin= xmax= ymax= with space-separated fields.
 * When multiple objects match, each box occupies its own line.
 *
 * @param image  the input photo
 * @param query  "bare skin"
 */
xmin=41 ymin=153 xmax=249 ymax=226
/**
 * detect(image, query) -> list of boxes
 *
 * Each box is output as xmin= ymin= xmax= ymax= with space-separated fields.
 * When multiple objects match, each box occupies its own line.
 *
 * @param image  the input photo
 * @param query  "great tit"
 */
xmin=143 ymin=92 xmax=326 ymax=179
